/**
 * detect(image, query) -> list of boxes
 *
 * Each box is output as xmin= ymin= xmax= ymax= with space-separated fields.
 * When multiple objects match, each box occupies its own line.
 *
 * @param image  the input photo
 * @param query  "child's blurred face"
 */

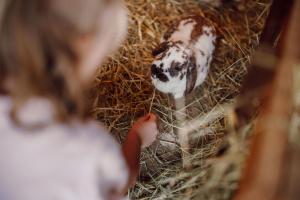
xmin=76 ymin=0 xmax=128 ymax=84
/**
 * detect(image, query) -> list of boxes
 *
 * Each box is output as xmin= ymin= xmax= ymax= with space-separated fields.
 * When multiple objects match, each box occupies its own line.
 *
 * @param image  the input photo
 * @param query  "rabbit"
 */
xmin=151 ymin=15 xmax=217 ymax=99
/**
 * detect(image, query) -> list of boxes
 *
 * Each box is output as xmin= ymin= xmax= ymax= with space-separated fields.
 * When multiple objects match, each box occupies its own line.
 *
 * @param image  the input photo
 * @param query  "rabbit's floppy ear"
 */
xmin=185 ymin=56 xmax=197 ymax=95
xmin=152 ymin=42 xmax=169 ymax=56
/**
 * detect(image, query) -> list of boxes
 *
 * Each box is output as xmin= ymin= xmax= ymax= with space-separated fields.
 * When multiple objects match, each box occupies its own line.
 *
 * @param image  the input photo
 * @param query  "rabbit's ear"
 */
xmin=152 ymin=42 xmax=169 ymax=56
xmin=185 ymin=56 xmax=197 ymax=95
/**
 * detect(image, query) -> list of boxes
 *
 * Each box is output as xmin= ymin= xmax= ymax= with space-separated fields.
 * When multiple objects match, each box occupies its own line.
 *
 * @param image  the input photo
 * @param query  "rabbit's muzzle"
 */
xmin=151 ymin=64 xmax=169 ymax=82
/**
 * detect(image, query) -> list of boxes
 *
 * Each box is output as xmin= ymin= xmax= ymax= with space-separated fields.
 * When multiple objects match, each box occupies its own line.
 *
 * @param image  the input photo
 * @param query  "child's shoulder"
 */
xmin=0 ymin=96 xmax=11 ymax=114
xmin=0 ymin=96 xmax=120 ymax=149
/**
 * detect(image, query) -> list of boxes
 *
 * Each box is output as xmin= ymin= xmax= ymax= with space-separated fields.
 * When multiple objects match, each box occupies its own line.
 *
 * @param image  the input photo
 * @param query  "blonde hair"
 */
xmin=0 ymin=0 xmax=115 ymax=122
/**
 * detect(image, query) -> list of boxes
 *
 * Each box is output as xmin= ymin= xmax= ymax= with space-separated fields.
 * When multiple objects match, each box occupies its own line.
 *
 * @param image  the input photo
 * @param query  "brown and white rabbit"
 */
xmin=151 ymin=15 xmax=217 ymax=99
xmin=151 ymin=16 xmax=217 ymax=168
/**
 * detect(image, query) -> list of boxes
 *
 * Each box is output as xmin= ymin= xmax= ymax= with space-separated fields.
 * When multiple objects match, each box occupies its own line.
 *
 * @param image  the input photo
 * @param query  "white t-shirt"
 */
xmin=0 ymin=97 xmax=128 ymax=200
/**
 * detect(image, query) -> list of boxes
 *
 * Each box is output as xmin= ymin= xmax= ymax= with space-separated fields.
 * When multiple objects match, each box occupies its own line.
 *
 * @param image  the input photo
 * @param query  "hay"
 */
xmin=91 ymin=0 xmax=271 ymax=199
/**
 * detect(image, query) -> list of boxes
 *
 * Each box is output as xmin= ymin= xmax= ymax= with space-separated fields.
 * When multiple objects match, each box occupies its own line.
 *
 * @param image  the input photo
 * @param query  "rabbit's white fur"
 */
xmin=151 ymin=16 xmax=216 ymax=99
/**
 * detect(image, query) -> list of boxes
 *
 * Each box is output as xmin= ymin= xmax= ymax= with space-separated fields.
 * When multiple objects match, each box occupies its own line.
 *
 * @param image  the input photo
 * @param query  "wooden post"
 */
xmin=234 ymin=0 xmax=300 ymax=199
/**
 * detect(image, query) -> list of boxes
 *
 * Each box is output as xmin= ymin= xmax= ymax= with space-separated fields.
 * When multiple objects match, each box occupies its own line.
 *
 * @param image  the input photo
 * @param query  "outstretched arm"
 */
xmin=122 ymin=127 xmax=141 ymax=188
xmin=122 ymin=113 xmax=158 ymax=190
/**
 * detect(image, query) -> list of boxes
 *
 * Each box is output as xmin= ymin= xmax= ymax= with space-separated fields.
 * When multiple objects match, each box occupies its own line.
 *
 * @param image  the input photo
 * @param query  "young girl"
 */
xmin=0 ymin=0 xmax=158 ymax=200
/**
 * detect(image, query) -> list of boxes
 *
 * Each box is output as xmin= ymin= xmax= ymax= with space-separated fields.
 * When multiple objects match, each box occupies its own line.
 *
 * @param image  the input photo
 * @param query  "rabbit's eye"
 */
xmin=170 ymin=61 xmax=182 ymax=77
xmin=175 ymin=66 xmax=181 ymax=71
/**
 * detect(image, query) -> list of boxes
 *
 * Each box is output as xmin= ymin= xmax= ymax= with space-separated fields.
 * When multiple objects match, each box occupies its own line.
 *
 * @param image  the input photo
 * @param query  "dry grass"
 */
xmin=91 ymin=0 xmax=271 ymax=199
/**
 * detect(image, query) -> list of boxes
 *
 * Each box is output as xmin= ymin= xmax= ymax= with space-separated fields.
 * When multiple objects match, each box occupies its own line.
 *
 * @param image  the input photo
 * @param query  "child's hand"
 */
xmin=131 ymin=113 xmax=158 ymax=148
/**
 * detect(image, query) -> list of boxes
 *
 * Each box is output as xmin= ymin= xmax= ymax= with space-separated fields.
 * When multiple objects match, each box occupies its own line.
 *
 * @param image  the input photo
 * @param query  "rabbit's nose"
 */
xmin=151 ymin=64 xmax=160 ymax=75
xmin=151 ymin=64 xmax=169 ymax=82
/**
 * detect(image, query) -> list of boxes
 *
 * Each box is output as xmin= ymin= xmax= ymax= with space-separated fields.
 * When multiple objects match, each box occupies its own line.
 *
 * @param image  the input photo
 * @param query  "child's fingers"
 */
xmin=137 ymin=113 xmax=157 ymax=123
xmin=144 ymin=113 xmax=157 ymax=122
xmin=132 ymin=113 xmax=157 ymax=131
